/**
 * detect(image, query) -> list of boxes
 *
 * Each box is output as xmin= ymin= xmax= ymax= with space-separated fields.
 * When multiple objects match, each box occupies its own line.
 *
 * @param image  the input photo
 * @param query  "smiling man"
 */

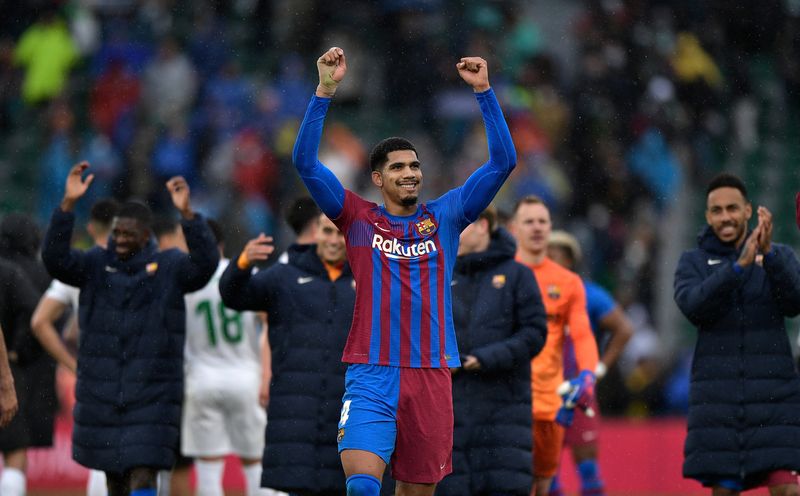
xmin=41 ymin=162 xmax=219 ymax=496
xmin=674 ymin=173 xmax=800 ymax=496
xmin=290 ymin=47 xmax=516 ymax=496
xmin=219 ymin=213 xmax=354 ymax=495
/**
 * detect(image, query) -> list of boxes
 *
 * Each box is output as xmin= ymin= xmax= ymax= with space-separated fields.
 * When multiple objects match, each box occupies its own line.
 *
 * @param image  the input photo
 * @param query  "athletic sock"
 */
xmin=548 ymin=473 xmax=563 ymax=496
xmin=195 ymin=459 xmax=225 ymax=496
xmin=346 ymin=474 xmax=381 ymax=496
xmin=87 ymin=469 xmax=108 ymax=496
xmin=577 ymin=459 xmax=605 ymax=496
xmin=0 ymin=468 xmax=26 ymax=496
xmin=157 ymin=469 xmax=171 ymax=496
xmin=130 ymin=489 xmax=157 ymax=496
xmin=242 ymin=462 xmax=262 ymax=496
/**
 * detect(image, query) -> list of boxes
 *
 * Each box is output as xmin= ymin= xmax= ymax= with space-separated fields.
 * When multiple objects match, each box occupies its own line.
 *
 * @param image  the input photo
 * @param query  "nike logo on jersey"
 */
xmin=372 ymin=234 xmax=437 ymax=260
xmin=297 ymin=276 xmax=313 ymax=284
xmin=105 ymin=265 xmax=118 ymax=272
xmin=707 ymin=259 xmax=722 ymax=265
xmin=373 ymin=222 xmax=392 ymax=233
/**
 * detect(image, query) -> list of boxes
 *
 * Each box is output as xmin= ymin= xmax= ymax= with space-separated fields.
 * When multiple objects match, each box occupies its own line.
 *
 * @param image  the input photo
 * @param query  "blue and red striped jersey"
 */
xmin=292 ymin=88 xmax=517 ymax=368
xmin=334 ymin=189 xmax=468 ymax=368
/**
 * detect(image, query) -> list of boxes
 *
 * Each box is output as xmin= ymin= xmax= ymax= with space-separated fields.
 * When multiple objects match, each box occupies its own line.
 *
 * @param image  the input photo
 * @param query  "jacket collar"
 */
xmin=696 ymin=225 xmax=753 ymax=257
xmin=106 ymin=238 xmax=158 ymax=273
xmin=291 ymin=244 xmax=352 ymax=279
xmin=455 ymin=227 xmax=517 ymax=273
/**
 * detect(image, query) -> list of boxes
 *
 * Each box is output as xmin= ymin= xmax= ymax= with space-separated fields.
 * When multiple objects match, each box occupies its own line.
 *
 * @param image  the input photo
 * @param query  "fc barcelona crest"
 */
xmin=415 ymin=217 xmax=436 ymax=236
xmin=492 ymin=274 xmax=506 ymax=289
xmin=546 ymin=284 xmax=561 ymax=300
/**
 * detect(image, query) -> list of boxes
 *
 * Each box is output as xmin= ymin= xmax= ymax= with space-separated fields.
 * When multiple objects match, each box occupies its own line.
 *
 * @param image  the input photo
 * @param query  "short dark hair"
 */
xmin=706 ymin=173 xmax=748 ymax=199
xmin=285 ymin=196 xmax=320 ymax=236
xmin=90 ymin=198 xmax=120 ymax=228
xmin=369 ymin=137 xmax=417 ymax=172
xmin=206 ymin=218 xmax=224 ymax=245
xmin=151 ymin=216 xmax=179 ymax=239
xmin=117 ymin=201 xmax=153 ymax=227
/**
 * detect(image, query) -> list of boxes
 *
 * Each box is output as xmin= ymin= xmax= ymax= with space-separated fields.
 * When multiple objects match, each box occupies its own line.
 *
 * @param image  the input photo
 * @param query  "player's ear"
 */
xmin=371 ymin=170 xmax=383 ymax=188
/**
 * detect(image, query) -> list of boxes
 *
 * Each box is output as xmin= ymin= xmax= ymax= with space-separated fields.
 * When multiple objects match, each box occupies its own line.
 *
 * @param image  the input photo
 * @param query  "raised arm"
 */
xmin=456 ymin=57 xmax=517 ymax=222
xmin=291 ymin=47 xmax=348 ymax=219
xmin=42 ymin=162 xmax=94 ymax=286
xmin=166 ymin=177 xmax=220 ymax=292
xmin=219 ymin=235 xmax=276 ymax=312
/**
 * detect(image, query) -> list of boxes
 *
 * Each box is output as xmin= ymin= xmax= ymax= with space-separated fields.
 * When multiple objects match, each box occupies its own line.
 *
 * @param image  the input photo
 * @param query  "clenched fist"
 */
xmin=316 ymin=47 xmax=347 ymax=98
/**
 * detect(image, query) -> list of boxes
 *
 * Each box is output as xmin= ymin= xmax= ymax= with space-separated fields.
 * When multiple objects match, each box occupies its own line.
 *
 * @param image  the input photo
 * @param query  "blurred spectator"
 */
xmin=38 ymin=101 xmax=79 ymax=222
xmin=201 ymin=60 xmax=254 ymax=144
xmin=13 ymin=10 xmax=79 ymax=105
xmin=89 ymin=58 xmax=140 ymax=137
xmin=141 ymin=36 xmax=197 ymax=124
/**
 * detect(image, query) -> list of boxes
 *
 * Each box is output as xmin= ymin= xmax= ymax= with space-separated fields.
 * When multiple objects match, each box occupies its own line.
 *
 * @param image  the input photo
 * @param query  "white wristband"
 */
xmin=595 ymin=362 xmax=608 ymax=380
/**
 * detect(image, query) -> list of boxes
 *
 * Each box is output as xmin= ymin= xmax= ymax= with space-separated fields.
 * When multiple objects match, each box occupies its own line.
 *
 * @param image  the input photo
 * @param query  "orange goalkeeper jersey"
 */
xmin=518 ymin=256 xmax=598 ymax=421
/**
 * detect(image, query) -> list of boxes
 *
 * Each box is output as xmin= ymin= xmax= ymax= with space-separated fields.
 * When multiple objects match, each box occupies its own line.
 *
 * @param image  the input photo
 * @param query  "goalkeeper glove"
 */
xmin=555 ymin=370 xmax=596 ymax=427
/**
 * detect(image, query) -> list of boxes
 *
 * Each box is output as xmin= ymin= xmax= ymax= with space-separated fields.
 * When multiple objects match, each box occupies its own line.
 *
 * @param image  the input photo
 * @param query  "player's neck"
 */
xmin=383 ymin=200 xmax=418 ymax=217
xmin=517 ymin=248 xmax=546 ymax=266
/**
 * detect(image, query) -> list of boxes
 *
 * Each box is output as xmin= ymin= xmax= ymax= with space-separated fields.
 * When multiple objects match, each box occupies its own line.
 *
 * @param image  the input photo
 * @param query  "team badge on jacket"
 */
xmin=146 ymin=262 xmax=158 ymax=275
xmin=492 ymin=274 xmax=506 ymax=289
xmin=415 ymin=217 xmax=436 ymax=236
xmin=546 ymin=284 xmax=561 ymax=300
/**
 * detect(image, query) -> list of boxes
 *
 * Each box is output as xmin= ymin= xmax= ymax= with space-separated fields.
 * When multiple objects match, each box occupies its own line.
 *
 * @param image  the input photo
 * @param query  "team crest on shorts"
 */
xmin=492 ymin=274 xmax=506 ymax=289
xmin=415 ymin=217 xmax=436 ymax=236
xmin=337 ymin=428 xmax=345 ymax=443
xmin=547 ymin=284 xmax=561 ymax=300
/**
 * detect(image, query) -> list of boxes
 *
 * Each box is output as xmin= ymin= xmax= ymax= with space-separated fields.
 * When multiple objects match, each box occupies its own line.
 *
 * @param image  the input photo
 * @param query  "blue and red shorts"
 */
xmin=337 ymin=363 xmax=453 ymax=484
xmin=563 ymin=396 xmax=600 ymax=448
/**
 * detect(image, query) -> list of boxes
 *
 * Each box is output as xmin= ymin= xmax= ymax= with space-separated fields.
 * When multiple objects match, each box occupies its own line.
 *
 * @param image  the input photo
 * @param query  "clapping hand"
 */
xmin=237 ymin=233 xmax=275 ymax=269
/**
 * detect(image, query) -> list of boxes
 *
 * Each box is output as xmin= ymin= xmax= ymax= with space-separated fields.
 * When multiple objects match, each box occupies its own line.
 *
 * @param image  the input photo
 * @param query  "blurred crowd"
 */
xmin=1 ymin=0 xmax=799 ymax=418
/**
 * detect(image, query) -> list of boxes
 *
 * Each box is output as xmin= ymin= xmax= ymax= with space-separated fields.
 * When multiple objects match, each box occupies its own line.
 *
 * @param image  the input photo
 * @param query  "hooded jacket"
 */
xmin=41 ymin=208 xmax=218 ymax=473
xmin=220 ymin=244 xmax=354 ymax=492
xmin=674 ymin=226 xmax=800 ymax=481
xmin=437 ymin=228 xmax=547 ymax=495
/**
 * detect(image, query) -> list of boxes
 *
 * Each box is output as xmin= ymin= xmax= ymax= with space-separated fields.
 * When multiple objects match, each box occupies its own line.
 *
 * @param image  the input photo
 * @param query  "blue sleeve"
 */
xmin=292 ymin=95 xmax=346 ymax=219
xmin=584 ymin=281 xmax=615 ymax=323
xmin=458 ymin=88 xmax=517 ymax=222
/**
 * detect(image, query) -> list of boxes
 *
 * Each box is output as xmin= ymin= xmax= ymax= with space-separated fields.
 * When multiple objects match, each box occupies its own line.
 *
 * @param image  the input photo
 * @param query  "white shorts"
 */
xmin=181 ymin=375 xmax=266 ymax=459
